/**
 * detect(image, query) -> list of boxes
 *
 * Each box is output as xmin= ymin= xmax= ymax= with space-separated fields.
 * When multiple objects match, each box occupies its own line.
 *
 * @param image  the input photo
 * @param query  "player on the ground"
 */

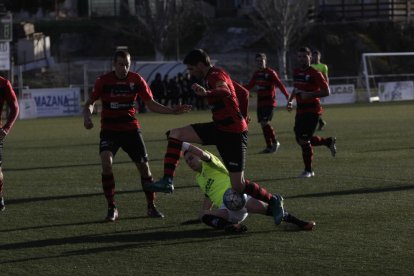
xmin=244 ymin=53 xmax=289 ymax=153
xmin=287 ymin=47 xmax=336 ymax=178
xmin=0 ymin=76 xmax=19 ymax=212
xmin=83 ymin=49 xmax=191 ymax=222
xmin=144 ymin=49 xmax=284 ymax=225
xmin=182 ymin=142 xmax=315 ymax=233
xmin=311 ymin=50 xmax=329 ymax=131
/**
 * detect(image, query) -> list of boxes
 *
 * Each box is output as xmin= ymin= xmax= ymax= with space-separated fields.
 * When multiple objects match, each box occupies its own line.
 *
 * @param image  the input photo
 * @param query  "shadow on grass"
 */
xmin=287 ymin=184 xmax=414 ymax=199
xmin=3 ymin=159 xmax=163 ymax=172
xmin=0 ymin=215 xmax=170 ymax=233
xmin=5 ymin=184 xmax=198 ymax=206
xmin=0 ymin=228 xmax=248 ymax=264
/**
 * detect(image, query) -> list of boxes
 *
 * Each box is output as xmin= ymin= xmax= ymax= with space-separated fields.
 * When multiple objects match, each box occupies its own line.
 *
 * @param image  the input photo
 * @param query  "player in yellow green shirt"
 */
xmin=311 ymin=50 xmax=328 ymax=131
xmin=182 ymin=142 xmax=316 ymax=233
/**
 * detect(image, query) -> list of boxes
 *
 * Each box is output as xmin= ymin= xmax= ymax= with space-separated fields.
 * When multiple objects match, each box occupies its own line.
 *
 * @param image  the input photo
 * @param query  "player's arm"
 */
xmin=272 ymin=71 xmax=290 ymax=99
xmin=287 ymin=88 xmax=297 ymax=112
xmin=0 ymin=83 xmax=19 ymax=140
xmin=243 ymin=74 xmax=256 ymax=91
xmin=83 ymin=98 xmax=96 ymax=130
xmin=145 ymin=99 xmax=191 ymax=114
xmin=232 ymin=80 xmax=249 ymax=120
xmin=192 ymin=81 xmax=231 ymax=97
xmin=182 ymin=142 xmax=211 ymax=162
xmin=198 ymin=196 xmax=214 ymax=220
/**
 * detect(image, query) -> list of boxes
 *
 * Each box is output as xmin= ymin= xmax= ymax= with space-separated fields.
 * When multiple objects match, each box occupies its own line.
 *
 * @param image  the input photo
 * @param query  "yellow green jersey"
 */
xmin=311 ymin=63 xmax=328 ymax=79
xmin=195 ymin=151 xmax=231 ymax=208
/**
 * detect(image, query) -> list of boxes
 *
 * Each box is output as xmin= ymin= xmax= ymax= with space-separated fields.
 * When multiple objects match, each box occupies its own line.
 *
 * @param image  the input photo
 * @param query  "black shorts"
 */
xmin=257 ymin=106 xmax=274 ymax=123
xmin=294 ymin=113 xmax=320 ymax=142
xmin=99 ymin=129 xmax=148 ymax=163
xmin=191 ymin=122 xmax=247 ymax=172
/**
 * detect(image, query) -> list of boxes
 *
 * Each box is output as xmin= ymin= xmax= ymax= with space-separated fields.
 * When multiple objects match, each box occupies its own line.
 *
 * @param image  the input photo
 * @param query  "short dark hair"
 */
xmin=183 ymin=49 xmax=211 ymax=66
xmin=298 ymin=47 xmax=311 ymax=55
xmin=312 ymin=49 xmax=321 ymax=55
xmin=255 ymin=53 xmax=267 ymax=59
xmin=113 ymin=50 xmax=130 ymax=62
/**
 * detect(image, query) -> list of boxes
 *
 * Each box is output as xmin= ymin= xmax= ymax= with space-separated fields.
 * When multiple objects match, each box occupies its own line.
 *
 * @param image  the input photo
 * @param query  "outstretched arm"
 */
xmin=145 ymin=99 xmax=191 ymax=114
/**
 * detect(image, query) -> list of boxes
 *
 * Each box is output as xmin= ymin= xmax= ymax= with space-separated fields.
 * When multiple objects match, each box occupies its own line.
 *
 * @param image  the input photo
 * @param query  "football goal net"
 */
xmin=362 ymin=52 xmax=414 ymax=102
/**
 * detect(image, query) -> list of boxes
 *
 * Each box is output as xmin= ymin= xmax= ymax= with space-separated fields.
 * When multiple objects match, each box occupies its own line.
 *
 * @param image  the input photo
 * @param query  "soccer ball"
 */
xmin=223 ymin=188 xmax=247 ymax=211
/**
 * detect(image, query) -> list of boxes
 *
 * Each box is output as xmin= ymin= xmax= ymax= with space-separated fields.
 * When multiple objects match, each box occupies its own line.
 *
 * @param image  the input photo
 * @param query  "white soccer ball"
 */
xmin=223 ymin=188 xmax=247 ymax=211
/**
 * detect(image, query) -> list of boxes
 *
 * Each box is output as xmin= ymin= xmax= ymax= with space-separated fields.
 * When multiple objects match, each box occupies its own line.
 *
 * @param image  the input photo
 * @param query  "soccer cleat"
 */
xmin=297 ymin=171 xmax=315 ymax=178
xmin=0 ymin=197 xmax=5 ymax=211
xmin=328 ymin=137 xmax=337 ymax=157
xmin=105 ymin=206 xmax=119 ymax=222
xmin=143 ymin=177 xmax=174 ymax=193
xmin=301 ymin=221 xmax=316 ymax=231
xmin=273 ymin=141 xmax=281 ymax=152
xmin=147 ymin=205 xmax=165 ymax=218
xmin=224 ymin=223 xmax=248 ymax=234
xmin=261 ymin=141 xmax=280 ymax=153
xmin=269 ymin=194 xmax=284 ymax=225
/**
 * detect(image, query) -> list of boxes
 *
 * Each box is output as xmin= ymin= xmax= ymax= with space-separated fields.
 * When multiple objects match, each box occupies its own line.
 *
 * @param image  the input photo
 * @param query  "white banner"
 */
xmin=22 ymin=87 xmax=81 ymax=117
xmin=321 ymin=84 xmax=356 ymax=104
xmin=19 ymin=99 xmax=38 ymax=119
xmin=0 ymin=42 xmax=10 ymax=70
xmin=378 ymin=81 xmax=414 ymax=102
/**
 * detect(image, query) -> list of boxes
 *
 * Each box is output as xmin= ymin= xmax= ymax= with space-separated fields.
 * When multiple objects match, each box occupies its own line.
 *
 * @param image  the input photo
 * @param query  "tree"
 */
xmin=248 ymin=0 xmax=314 ymax=80
xmin=135 ymin=0 xmax=208 ymax=61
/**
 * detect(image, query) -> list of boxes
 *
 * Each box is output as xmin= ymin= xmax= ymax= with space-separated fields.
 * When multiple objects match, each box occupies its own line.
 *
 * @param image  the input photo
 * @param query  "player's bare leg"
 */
xmin=145 ymin=125 xmax=202 ymax=193
xmin=101 ymin=151 xmax=118 ymax=222
xmin=136 ymin=162 xmax=164 ymax=218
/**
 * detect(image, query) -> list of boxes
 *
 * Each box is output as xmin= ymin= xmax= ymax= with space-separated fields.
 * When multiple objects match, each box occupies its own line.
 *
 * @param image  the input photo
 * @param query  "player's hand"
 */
xmin=84 ymin=117 xmax=94 ymax=129
xmin=287 ymin=101 xmax=293 ymax=112
xmin=0 ymin=128 xmax=7 ymax=141
xmin=173 ymin=104 xmax=192 ymax=114
xmin=246 ymin=115 xmax=252 ymax=124
xmin=191 ymin=83 xmax=207 ymax=96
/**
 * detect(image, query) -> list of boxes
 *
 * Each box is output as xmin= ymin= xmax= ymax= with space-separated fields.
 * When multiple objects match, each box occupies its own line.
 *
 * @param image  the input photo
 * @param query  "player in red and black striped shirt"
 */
xmin=244 ymin=53 xmax=290 ymax=153
xmin=0 ymin=76 xmax=19 ymax=211
xmin=83 ymin=50 xmax=191 ymax=222
xmin=287 ymin=47 xmax=336 ymax=178
xmin=146 ymin=49 xmax=285 ymax=226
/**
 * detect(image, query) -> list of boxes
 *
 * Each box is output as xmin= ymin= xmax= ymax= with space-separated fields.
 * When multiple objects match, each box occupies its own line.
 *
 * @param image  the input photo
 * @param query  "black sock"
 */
xmin=283 ymin=212 xmax=308 ymax=228
xmin=201 ymin=214 xmax=232 ymax=229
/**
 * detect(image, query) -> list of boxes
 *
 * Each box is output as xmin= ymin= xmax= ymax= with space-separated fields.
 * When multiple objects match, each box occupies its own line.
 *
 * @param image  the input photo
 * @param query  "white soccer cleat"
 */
xmin=297 ymin=171 xmax=315 ymax=178
xmin=329 ymin=137 xmax=337 ymax=157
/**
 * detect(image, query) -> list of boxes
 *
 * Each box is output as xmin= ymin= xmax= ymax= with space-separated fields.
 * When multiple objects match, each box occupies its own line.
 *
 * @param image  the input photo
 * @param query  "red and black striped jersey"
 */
xmin=204 ymin=67 xmax=248 ymax=133
xmin=90 ymin=71 xmax=153 ymax=131
xmin=292 ymin=66 xmax=329 ymax=115
xmin=244 ymin=67 xmax=289 ymax=108
xmin=0 ymin=77 xmax=19 ymax=133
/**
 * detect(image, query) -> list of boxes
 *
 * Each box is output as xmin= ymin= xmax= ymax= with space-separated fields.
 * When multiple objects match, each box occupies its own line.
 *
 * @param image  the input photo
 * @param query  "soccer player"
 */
xmin=311 ymin=50 xmax=329 ymax=131
xmin=287 ymin=47 xmax=336 ymax=178
xmin=83 ymin=50 xmax=191 ymax=222
xmin=244 ymin=53 xmax=290 ymax=153
xmin=145 ymin=49 xmax=284 ymax=226
xmin=182 ymin=142 xmax=315 ymax=233
xmin=0 ymin=76 xmax=19 ymax=211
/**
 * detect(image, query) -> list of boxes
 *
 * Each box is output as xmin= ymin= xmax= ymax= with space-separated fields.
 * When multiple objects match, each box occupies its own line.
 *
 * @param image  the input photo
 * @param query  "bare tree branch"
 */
xmin=248 ymin=0 xmax=314 ymax=79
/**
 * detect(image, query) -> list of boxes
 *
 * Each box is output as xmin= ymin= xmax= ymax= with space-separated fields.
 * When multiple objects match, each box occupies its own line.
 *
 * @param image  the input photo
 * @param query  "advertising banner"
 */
xmin=378 ymin=81 xmax=414 ymax=102
xmin=22 ymin=87 xmax=81 ymax=117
